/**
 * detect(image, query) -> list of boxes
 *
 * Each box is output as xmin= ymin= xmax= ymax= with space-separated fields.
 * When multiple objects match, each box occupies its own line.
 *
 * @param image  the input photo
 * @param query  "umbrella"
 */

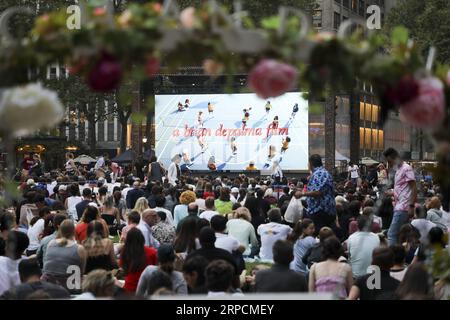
xmin=111 ymin=149 xmax=137 ymax=163
xmin=73 ymin=154 xmax=97 ymax=165
xmin=335 ymin=150 xmax=350 ymax=162
xmin=360 ymin=157 xmax=379 ymax=165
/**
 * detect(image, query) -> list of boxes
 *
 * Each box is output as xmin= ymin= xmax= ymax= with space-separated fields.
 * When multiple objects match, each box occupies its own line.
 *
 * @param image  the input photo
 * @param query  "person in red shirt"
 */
xmin=21 ymin=153 xmax=35 ymax=177
xmin=203 ymin=182 xmax=215 ymax=199
xmin=75 ymin=205 xmax=109 ymax=243
xmin=120 ymin=227 xmax=157 ymax=293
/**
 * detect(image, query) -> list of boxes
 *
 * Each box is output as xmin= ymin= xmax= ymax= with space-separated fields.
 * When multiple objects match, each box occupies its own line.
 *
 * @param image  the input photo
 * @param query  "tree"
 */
xmin=385 ymin=0 xmax=450 ymax=63
xmin=176 ymin=0 xmax=318 ymax=22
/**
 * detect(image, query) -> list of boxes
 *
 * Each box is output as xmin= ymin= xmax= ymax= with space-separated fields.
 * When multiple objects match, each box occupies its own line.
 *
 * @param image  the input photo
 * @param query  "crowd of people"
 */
xmin=0 ymin=147 xmax=449 ymax=300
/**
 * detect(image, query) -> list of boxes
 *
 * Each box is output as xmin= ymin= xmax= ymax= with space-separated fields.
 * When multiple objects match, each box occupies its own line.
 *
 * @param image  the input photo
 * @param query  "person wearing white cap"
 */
xmin=230 ymin=187 xmax=239 ymax=204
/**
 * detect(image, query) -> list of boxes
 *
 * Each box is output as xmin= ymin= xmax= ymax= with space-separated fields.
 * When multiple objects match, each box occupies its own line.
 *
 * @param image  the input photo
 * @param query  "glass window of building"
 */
xmin=372 ymin=105 xmax=379 ymax=122
xmin=334 ymin=12 xmax=341 ymax=29
xmin=360 ymin=127 xmax=364 ymax=149
xmin=371 ymin=129 xmax=378 ymax=150
xmin=365 ymin=128 xmax=372 ymax=149
xmin=378 ymin=130 xmax=384 ymax=150
xmin=358 ymin=0 xmax=365 ymax=16
xmin=343 ymin=0 xmax=350 ymax=9
xmin=352 ymin=0 xmax=357 ymax=12
xmin=365 ymin=103 xmax=372 ymax=122
xmin=360 ymin=102 xmax=365 ymax=120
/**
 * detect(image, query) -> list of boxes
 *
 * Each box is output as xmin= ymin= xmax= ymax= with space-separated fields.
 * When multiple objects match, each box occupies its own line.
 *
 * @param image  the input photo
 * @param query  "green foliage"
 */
xmin=385 ymin=0 xmax=450 ymax=63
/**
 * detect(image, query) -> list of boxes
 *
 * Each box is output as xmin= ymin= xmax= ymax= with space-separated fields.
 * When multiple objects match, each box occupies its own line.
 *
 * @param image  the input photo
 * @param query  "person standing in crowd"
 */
xmin=257 ymin=209 xmax=292 ymax=261
xmin=167 ymin=154 xmax=181 ymax=186
xmin=126 ymin=182 xmax=145 ymax=210
xmin=120 ymin=228 xmax=157 ymax=293
xmin=347 ymin=162 xmax=360 ymax=187
xmin=383 ymin=148 xmax=417 ymax=245
xmin=147 ymin=156 xmax=166 ymax=183
xmin=137 ymin=244 xmax=188 ymax=297
xmin=309 ymin=236 xmax=353 ymax=299
xmin=255 ymin=240 xmax=307 ymax=293
xmin=134 ymin=155 xmax=145 ymax=181
xmin=65 ymin=152 xmax=79 ymax=176
xmin=377 ymin=163 xmax=389 ymax=189
xmin=348 ymin=247 xmax=400 ymax=300
xmin=302 ymin=154 xmax=336 ymax=234
xmin=346 ymin=215 xmax=380 ymax=279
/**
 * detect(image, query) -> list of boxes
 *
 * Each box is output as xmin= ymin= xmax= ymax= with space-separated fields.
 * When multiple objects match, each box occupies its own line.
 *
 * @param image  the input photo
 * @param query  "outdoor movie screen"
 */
xmin=155 ymin=92 xmax=309 ymax=171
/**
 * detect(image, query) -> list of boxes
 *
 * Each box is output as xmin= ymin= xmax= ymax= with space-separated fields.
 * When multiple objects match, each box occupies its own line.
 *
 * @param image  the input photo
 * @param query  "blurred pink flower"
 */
xmin=145 ymin=56 xmax=160 ymax=77
xmin=248 ymin=59 xmax=298 ymax=99
xmin=180 ymin=7 xmax=195 ymax=29
xmin=385 ymin=75 xmax=420 ymax=105
xmin=399 ymin=77 xmax=445 ymax=129
xmin=87 ymin=53 xmax=122 ymax=92
xmin=446 ymin=70 xmax=450 ymax=87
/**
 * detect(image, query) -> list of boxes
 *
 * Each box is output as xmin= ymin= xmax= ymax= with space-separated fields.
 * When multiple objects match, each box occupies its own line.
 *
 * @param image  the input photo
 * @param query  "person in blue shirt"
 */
xmin=302 ymin=154 xmax=336 ymax=236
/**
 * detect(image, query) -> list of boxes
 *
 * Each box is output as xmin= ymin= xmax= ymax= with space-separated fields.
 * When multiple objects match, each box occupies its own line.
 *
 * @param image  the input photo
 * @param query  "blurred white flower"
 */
xmin=0 ymin=83 xmax=65 ymax=137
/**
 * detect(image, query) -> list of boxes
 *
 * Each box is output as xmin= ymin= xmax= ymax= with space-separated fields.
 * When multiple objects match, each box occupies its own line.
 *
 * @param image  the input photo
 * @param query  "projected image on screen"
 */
xmin=155 ymin=92 xmax=309 ymax=171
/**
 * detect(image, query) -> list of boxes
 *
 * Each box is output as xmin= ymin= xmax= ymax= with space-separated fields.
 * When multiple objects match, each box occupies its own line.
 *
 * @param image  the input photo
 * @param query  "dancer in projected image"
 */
xmin=281 ymin=136 xmax=291 ymax=154
xmin=290 ymin=103 xmax=299 ymax=119
xmin=177 ymin=102 xmax=185 ymax=112
xmin=242 ymin=107 xmax=251 ymax=129
xmin=264 ymin=101 xmax=272 ymax=118
xmin=184 ymin=99 xmax=190 ymax=109
xmin=207 ymin=155 xmax=216 ymax=171
xmin=265 ymin=116 xmax=279 ymax=139
xmin=180 ymin=149 xmax=193 ymax=170
xmin=263 ymin=145 xmax=277 ymax=169
xmin=197 ymin=134 xmax=208 ymax=153
xmin=207 ymin=102 xmax=214 ymax=117
xmin=230 ymin=137 xmax=238 ymax=156
xmin=271 ymin=160 xmax=283 ymax=184
xmin=197 ymin=111 xmax=204 ymax=127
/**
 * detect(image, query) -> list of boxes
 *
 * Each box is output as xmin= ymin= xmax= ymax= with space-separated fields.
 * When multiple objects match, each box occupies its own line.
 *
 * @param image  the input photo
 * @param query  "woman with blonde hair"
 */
xmin=226 ymin=207 xmax=258 ymax=257
xmin=80 ymin=270 xmax=117 ymax=299
xmin=133 ymin=197 xmax=149 ymax=215
xmin=426 ymin=196 xmax=447 ymax=231
xmin=173 ymin=190 xmax=196 ymax=227
xmin=42 ymin=219 xmax=87 ymax=293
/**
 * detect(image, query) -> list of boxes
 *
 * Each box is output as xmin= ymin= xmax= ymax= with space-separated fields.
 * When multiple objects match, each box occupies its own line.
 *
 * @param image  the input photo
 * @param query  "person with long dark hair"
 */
xmin=174 ymin=218 xmax=198 ymax=257
xmin=82 ymin=221 xmax=117 ymax=274
xmin=394 ymin=262 xmax=434 ymax=300
xmin=137 ymin=244 xmax=188 ymax=297
xmin=308 ymin=236 xmax=353 ymax=299
xmin=244 ymin=195 xmax=265 ymax=231
xmin=119 ymin=228 xmax=157 ymax=293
